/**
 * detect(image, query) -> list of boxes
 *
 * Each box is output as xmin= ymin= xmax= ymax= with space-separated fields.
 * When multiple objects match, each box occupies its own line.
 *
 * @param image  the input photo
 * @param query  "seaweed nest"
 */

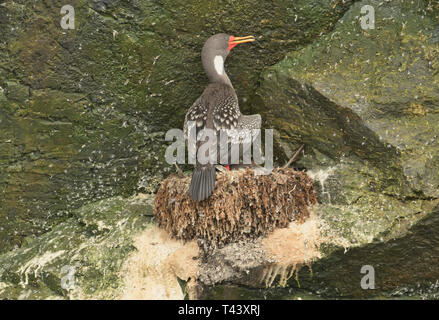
xmin=154 ymin=168 xmax=317 ymax=247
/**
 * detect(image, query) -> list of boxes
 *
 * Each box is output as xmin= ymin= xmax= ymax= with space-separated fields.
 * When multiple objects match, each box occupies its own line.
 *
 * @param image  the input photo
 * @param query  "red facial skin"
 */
xmin=228 ymin=36 xmax=237 ymax=52
xmin=225 ymin=165 xmax=230 ymax=171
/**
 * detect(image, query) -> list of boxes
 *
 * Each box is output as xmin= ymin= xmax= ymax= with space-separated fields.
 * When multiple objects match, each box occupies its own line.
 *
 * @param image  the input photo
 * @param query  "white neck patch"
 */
xmin=214 ymin=55 xmax=224 ymax=76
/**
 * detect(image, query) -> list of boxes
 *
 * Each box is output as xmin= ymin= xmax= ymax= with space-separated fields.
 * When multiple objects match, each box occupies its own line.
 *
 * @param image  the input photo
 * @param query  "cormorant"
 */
xmin=184 ymin=33 xmax=261 ymax=202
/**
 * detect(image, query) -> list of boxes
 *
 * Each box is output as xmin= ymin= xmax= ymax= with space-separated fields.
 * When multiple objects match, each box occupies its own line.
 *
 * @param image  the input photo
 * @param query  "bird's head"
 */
xmin=202 ymin=33 xmax=255 ymax=59
xmin=201 ymin=33 xmax=255 ymax=83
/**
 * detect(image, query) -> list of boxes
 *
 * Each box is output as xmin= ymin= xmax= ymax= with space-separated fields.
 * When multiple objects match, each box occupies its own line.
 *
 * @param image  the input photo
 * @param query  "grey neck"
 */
xmin=202 ymin=52 xmax=233 ymax=88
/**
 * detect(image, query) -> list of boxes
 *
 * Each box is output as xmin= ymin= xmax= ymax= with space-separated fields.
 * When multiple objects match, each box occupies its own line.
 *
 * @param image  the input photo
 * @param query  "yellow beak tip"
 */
xmin=231 ymin=35 xmax=256 ymax=45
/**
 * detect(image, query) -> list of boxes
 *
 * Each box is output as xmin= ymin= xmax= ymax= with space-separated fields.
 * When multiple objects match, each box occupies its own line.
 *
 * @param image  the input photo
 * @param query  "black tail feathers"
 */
xmin=189 ymin=166 xmax=216 ymax=201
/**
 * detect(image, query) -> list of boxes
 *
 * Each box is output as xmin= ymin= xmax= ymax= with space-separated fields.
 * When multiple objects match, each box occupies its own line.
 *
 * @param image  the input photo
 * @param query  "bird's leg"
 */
xmin=215 ymin=165 xmax=228 ymax=172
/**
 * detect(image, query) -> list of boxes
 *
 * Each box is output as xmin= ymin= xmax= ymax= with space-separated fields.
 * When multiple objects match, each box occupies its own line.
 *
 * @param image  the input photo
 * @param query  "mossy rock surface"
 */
xmin=244 ymin=0 xmax=439 ymax=298
xmin=0 ymin=0 xmax=353 ymax=253
xmin=1 ymin=0 xmax=439 ymax=300
xmin=0 ymin=195 xmax=154 ymax=299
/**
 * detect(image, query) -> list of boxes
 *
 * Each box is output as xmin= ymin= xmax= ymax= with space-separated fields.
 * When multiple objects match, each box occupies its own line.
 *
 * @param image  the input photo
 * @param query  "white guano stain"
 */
xmin=307 ymin=166 xmax=337 ymax=203
xmin=18 ymin=250 xmax=66 ymax=288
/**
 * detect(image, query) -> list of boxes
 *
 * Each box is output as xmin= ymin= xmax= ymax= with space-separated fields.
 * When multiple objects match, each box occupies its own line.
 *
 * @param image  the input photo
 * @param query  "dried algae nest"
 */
xmin=154 ymin=168 xmax=317 ymax=247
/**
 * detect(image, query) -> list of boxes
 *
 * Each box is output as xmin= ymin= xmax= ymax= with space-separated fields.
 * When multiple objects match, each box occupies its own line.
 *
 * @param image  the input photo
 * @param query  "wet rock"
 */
xmin=2 ymin=0 xmax=438 ymax=300
xmin=0 ymin=195 xmax=154 ymax=299
xmin=0 ymin=0 xmax=353 ymax=253
xmin=250 ymin=0 xmax=439 ymax=297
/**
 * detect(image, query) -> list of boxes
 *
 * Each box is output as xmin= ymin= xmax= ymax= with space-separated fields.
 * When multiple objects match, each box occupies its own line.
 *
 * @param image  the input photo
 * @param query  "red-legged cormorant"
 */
xmin=184 ymin=33 xmax=261 ymax=202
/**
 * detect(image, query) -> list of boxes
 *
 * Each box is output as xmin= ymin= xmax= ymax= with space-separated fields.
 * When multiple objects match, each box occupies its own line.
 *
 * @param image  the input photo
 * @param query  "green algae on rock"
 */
xmin=1 ymin=0 xmax=439 ymax=300
xmin=0 ymin=0 xmax=354 ymax=253
xmin=253 ymin=0 xmax=439 ymax=297
xmin=0 ymin=195 xmax=154 ymax=299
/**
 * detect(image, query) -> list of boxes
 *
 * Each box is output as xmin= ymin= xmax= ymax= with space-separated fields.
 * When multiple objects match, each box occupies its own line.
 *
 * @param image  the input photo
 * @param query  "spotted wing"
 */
xmin=183 ymin=96 xmax=209 ymax=165
xmin=184 ymin=96 xmax=208 ymax=137
xmin=237 ymin=114 xmax=262 ymax=164
xmin=212 ymin=94 xmax=240 ymax=131
xmin=208 ymin=88 xmax=240 ymax=165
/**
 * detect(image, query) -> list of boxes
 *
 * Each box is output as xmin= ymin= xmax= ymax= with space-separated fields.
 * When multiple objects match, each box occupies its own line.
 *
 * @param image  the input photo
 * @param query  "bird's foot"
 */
xmin=215 ymin=165 xmax=229 ymax=173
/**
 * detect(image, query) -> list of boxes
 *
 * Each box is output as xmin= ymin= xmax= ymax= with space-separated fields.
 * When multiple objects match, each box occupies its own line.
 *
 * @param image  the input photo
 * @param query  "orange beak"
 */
xmin=228 ymin=35 xmax=255 ymax=51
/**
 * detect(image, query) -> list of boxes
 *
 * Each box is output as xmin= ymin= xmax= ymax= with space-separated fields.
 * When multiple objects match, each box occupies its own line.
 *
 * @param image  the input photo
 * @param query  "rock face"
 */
xmin=0 ymin=0 xmax=353 ymax=253
xmin=0 ymin=195 xmax=155 ymax=299
xmin=248 ymin=0 xmax=439 ymax=298
xmin=1 ymin=0 xmax=439 ymax=299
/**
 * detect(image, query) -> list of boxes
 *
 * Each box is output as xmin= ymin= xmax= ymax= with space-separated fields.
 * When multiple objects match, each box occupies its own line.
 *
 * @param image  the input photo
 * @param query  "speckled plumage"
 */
xmin=183 ymin=34 xmax=261 ymax=201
